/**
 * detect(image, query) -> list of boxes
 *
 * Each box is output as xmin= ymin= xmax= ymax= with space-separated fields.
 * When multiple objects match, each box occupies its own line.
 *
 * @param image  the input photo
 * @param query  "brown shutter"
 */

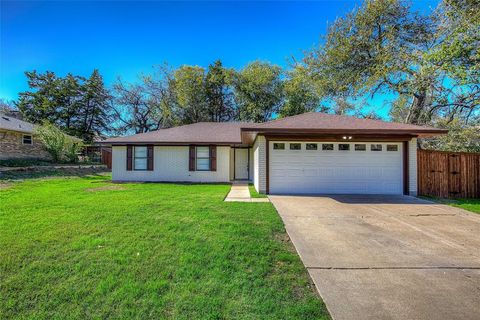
xmin=147 ymin=145 xmax=154 ymax=171
xmin=189 ymin=145 xmax=195 ymax=171
xmin=210 ymin=145 xmax=216 ymax=171
xmin=126 ymin=145 xmax=133 ymax=171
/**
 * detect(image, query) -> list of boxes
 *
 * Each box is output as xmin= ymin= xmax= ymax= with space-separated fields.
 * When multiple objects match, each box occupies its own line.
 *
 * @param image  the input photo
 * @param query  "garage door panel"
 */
xmin=270 ymin=142 xmax=403 ymax=195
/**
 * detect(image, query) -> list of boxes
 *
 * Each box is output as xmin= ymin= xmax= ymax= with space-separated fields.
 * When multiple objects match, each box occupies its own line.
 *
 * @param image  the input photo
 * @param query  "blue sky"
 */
xmin=1 ymin=1 xmax=438 ymax=117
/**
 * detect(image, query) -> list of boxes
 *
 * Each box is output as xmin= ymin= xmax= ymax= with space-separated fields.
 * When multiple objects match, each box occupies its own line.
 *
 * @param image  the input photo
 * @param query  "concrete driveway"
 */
xmin=269 ymin=195 xmax=480 ymax=320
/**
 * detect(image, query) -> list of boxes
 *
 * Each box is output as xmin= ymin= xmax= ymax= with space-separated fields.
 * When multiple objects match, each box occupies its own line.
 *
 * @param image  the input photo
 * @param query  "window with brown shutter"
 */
xmin=210 ymin=145 xmax=216 ymax=171
xmin=147 ymin=145 xmax=154 ymax=171
xmin=126 ymin=146 xmax=133 ymax=171
xmin=189 ymin=145 xmax=196 ymax=171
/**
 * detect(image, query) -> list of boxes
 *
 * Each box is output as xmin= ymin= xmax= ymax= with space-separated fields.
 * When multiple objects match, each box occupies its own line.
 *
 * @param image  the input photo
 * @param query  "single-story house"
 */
xmin=104 ymin=112 xmax=446 ymax=195
xmin=0 ymin=113 xmax=51 ymax=160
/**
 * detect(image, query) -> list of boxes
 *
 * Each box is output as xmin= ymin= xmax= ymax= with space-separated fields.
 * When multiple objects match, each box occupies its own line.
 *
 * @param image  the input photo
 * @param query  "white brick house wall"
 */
xmin=253 ymin=135 xmax=266 ymax=193
xmin=112 ymin=146 xmax=231 ymax=182
xmin=409 ymin=138 xmax=418 ymax=196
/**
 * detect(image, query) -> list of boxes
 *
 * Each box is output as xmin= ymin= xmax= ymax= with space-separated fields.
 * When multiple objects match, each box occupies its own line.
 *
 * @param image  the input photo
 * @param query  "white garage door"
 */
xmin=269 ymin=141 xmax=403 ymax=195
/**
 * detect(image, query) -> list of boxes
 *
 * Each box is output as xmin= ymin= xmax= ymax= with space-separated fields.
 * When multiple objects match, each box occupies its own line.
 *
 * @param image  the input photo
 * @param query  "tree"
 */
xmin=279 ymin=66 xmax=320 ymax=117
xmin=172 ymin=65 xmax=208 ymax=124
xmin=16 ymin=70 xmax=113 ymax=142
xmin=111 ymin=77 xmax=163 ymax=134
xmin=205 ymin=60 xmax=236 ymax=121
xmin=234 ymin=61 xmax=284 ymax=122
xmin=420 ymin=118 xmax=480 ymax=152
xmin=34 ymin=122 xmax=83 ymax=163
xmin=302 ymin=0 xmax=480 ymax=125
xmin=77 ymin=70 xmax=112 ymax=142
xmin=0 ymin=99 xmax=19 ymax=117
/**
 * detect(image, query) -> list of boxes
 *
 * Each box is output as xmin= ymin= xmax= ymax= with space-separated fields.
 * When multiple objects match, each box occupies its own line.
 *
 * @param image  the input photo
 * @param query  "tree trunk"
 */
xmin=406 ymin=92 xmax=427 ymax=124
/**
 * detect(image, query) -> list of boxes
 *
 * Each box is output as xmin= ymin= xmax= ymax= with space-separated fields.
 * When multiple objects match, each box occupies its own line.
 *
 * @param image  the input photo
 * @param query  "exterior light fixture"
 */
xmin=342 ymin=136 xmax=347 ymax=140
xmin=348 ymin=136 xmax=353 ymax=140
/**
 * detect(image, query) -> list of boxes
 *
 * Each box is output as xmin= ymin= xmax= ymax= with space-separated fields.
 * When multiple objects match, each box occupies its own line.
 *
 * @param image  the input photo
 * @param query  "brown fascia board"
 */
xmin=240 ymin=127 xmax=448 ymax=137
xmin=103 ymin=141 xmax=241 ymax=146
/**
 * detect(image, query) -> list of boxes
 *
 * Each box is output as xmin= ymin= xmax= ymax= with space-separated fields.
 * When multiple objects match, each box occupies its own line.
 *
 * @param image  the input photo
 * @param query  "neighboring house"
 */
xmin=104 ymin=112 xmax=446 ymax=195
xmin=0 ymin=113 xmax=50 ymax=160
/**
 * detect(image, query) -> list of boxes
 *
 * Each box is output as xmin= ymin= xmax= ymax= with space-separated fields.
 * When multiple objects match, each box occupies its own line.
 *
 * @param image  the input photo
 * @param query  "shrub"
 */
xmin=34 ymin=122 xmax=83 ymax=163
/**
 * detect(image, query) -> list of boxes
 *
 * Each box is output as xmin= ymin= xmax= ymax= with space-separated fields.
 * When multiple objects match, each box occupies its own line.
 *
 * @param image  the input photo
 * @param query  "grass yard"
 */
xmin=248 ymin=183 xmax=268 ymax=198
xmin=0 ymin=175 xmax=328 ymax=319
xmin=421 ymin=196 xmax=480 ymax=215
xmin=444 ymin=199 xmax=480 ymax=214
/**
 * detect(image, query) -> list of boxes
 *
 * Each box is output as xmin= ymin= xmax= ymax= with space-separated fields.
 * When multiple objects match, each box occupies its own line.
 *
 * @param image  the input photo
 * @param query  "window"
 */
xmin=290 ymin=143 xmax=301 ymax=150
xmin=355 ymin=144 xmax=366 ymax=151
xmin=273 ymin=143 xmax=285 ymax=150
xmin=322 ymin=143 xmax=334 ymax=150
xmin=339 ymin=144 xmax=350 ymax=151
xmin=387 ymin=144 xmax=398 ymax=151
xmin=196 ymin=146 xmax=210 ymax=171
xmin=23 ymin=135 xmax=32 ymax=145
xmin=371 ymin=144 xmax=383 ymax=151
xmin=306 ymin=143 xmax=318 ymax=150
xmin=134 ymin=146 xmax=148 ymax=170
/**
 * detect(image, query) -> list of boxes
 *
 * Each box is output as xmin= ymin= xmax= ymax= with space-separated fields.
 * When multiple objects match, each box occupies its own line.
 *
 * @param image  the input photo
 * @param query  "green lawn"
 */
xmin=0 ymin=175 xmax=328 ymax=319
xmin=249 ymin=183 xmax=268 ymax=198
xmin=445 ymin=199 xmax=480 ymax=214
xmin=421 ymin=196 xmax=480 ymax=214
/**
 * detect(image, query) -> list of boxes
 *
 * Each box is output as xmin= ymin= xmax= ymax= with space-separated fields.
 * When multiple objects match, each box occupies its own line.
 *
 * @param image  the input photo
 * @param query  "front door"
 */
xmin=234 ymin=148 xmax=249 ymax=180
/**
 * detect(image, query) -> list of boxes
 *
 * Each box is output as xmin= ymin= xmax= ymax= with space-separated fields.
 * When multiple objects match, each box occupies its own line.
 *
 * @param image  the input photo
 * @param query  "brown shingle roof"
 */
xmin=104 ymin=122 xmax=255 ymax=145
xmin=104 ymin=112 xmax=447 ymax=145
xmin=245 ymin=112 xmax=446 ymax=134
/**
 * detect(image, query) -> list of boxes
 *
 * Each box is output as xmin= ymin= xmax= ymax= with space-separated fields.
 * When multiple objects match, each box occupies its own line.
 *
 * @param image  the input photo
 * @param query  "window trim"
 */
xmin=133 ymin=146 xmax=148 ymax=171
xmin=354 ymin=144 xmax=366 ymax=151
xmin=22 ymin=134 xmax=33 ymax=145
xmin=289 ymin=143 xmax=301 ymax=150
xmin=322 ymin=143 xmax=334 ymax=151
xmin=387 ymin=144 xmax=399 ymax=151
xmin=196 ymin=146 xmax=211 ymax=171
xmin=273 ymin=143 xmax=285 ymax=150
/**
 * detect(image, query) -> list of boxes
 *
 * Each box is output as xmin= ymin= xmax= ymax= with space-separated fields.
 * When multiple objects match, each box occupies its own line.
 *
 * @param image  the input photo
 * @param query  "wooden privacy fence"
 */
xmin=418 ymin=149 xmax=480 ymax=199
xmin=101 ymin=148 xmax=112 ymax=169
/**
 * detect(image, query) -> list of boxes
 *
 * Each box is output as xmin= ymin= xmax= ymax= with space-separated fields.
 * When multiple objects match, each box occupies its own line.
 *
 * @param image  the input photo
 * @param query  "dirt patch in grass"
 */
xmin=86 ymin=185 xmax=126 ymax=192
xmin=0 ymin=182 xmax=12 ymax=190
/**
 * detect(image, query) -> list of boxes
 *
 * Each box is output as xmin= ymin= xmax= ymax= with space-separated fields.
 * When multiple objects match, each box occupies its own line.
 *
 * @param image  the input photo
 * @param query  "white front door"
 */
xmin=269 ymin=141 xmax=403 ymax=194
xmin=234 ymin=148 xmax=249 ymax=180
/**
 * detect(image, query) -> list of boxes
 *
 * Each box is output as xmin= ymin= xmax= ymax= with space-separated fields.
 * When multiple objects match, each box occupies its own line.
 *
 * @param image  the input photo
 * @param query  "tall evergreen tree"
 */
xmin=205 ymin=60 xmax=236 ymax=121
xmin=17 ymin=70 xmax=113 ymax=142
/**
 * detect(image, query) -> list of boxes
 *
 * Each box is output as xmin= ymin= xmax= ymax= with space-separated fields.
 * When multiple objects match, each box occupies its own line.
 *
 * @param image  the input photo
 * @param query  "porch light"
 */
xmin=342 ymin=136 xmax=347 ymax=140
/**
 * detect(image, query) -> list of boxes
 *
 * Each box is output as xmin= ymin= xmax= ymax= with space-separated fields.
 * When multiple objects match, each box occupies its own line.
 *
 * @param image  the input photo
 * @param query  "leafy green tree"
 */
xmin=420 ymin=118 xmax=480 ymax=152
xmin=205 ymin=60 xmax=236 ymax=121
xmin=172 ymin=65 xmax=208 ymax=124
xmin=34 ymin=122 xmax=83 ymax=163
xmin=302 ymin=0 xmax=479 ymax=125
xmin=17 ymin=70 xmax=113 ymax=142
xmin=234 ymin=61 xmax=284 ymax=122
xmin=279 ymin=66 xmax=320 ymax=117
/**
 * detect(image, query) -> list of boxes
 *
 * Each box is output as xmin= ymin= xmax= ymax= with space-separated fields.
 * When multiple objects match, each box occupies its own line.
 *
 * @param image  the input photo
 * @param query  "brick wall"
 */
xmin=0 ymin=130 xmax=51 ymax=160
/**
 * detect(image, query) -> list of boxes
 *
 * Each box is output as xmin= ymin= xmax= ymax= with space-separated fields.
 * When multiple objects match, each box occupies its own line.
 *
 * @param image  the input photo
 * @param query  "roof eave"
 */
xmin=240 ymin=127 xmax=448 ymax=135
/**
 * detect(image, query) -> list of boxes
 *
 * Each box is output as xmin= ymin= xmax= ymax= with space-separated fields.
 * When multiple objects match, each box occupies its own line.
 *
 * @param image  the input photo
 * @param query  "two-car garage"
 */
xmin=269 ymin=141 xmax=404 ymax=195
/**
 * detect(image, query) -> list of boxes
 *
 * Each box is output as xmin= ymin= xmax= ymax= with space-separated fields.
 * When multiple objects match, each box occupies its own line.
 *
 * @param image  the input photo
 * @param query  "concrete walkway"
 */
xmin=270 ymin=195 xmax=480 ymax=320
xmin=224 ymin=182 xmax=269 ymax=202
